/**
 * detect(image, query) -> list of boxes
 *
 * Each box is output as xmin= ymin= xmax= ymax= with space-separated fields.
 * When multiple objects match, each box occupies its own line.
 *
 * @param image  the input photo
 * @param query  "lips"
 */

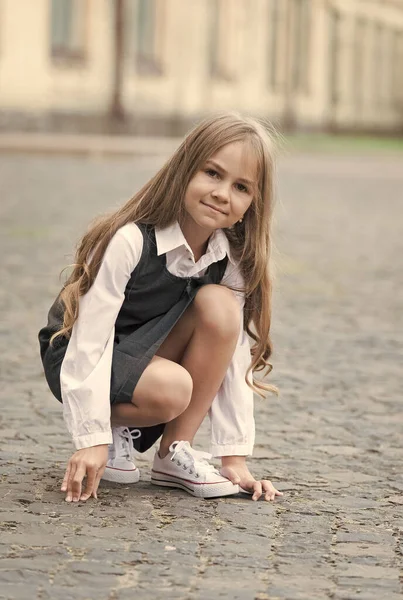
xmin=201 ymin=201 xmax=226 ymax=215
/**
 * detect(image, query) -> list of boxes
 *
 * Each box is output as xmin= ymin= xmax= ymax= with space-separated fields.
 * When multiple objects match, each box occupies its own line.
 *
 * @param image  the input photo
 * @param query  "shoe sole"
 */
xmin=150 ymin=470 xmax=239 ymax=498
xmin=102 ymin=466 xmax=140 ymax=484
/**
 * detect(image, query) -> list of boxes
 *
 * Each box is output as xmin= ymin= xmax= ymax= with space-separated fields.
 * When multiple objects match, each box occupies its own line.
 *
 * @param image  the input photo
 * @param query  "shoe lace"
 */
xmin=113 ymin=427 xmax=141 ymax=460
xmin=170 ymin=441 xmax=218 ymax=478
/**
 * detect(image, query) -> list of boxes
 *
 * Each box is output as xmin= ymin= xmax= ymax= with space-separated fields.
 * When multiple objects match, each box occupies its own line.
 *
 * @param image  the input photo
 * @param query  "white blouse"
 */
xmin=60 ymin=221 xmax=255 ymax=457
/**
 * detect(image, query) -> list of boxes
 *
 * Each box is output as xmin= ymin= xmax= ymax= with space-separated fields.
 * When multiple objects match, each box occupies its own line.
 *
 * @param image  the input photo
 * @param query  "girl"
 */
xmin=38 ymin=113 xmax=283 ymax=504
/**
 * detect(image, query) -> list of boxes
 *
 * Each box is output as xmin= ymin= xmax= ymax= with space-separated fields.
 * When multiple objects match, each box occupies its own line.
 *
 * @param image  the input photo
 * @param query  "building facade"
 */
xmin=0 ymin=0 xmax=403 ymax=134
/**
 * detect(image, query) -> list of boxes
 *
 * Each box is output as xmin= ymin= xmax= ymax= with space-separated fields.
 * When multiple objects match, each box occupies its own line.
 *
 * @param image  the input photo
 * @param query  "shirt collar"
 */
xmin=155 ymin=221 xmax=235 ymax=265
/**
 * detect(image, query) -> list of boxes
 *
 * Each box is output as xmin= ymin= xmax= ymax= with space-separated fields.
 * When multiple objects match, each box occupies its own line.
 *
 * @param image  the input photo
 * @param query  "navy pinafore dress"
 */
xmin=38 ymin=224 xmax=228 ymax=452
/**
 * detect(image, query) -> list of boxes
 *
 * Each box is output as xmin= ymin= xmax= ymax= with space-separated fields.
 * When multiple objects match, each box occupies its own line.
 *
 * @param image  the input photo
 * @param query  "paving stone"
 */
xmin=336 ymin=577 xmax=401 ymax=591
xmin=337 ymin=564 xmax=399 ymax=579
xmin=1 ymin=152 xmax=402 ymax=599
xmin=334 ymin=595 xmax=403 ymax=600
xmin=332 ymin=543 xmax=395 ymax=558
xmin=336 ymin=531 xmax=395 ymax=545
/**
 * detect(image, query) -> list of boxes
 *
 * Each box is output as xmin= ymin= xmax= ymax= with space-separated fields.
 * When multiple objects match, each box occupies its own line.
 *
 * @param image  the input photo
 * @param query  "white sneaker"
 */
xmin=151 ymin=441 xmax=239 ymax=498
xmin=102 ymin=427 xmax=141 ymax=484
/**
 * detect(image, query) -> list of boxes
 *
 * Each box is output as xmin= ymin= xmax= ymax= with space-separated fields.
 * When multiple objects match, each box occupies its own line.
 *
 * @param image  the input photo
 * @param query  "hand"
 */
xmin=220 ymin=456 xmax=283 ymax=502
xmin=61 ymin=445 xmax=109 ymax=502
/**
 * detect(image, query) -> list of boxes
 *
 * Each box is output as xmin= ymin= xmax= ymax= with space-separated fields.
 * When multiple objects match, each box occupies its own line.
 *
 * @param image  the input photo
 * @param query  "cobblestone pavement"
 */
xmin=0 ymin=152 xmax=402 ymax=600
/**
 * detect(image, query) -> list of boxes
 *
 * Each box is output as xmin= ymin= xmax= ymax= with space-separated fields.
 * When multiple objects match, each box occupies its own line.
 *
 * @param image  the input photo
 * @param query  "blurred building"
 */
xmin=0 ymin=0 xmax=403 ymax=134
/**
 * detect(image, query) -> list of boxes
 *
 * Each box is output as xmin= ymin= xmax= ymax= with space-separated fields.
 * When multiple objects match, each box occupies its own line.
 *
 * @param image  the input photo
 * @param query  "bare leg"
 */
xmin=157 ymin=285 xmax=241 ymax=457
xmin=111 ymin=356 xmax=193 ymax=427
xmin=111 ymin=285 xmax=240 ymax=456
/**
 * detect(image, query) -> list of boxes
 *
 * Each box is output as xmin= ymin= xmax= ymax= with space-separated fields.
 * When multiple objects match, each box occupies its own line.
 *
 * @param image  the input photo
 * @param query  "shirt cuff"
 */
xmin=73 ymin=431 xmax=113 ymax=450
xmin=210 ymin=442 xmax=254 ymax=458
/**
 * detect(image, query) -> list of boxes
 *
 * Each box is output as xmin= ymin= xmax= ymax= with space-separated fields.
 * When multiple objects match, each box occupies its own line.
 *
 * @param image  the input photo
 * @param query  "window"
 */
xmin=373 ymin=22 xmax=391 ymax=109
xmin=392 ymin=30 xmax=403 ymax=109
xmin=209 ymin=0 xmax=238 ymax=81
xmin=353 ymin=17 xmax=367 ymax=111
xmin=376 ymin=23 xmax=398 ymax=109
xmin=328 ymin=8 xmax=341 ymax=110
xmin=50 ymin=0 xmax=86 ymax=62
xmin=291 ymin=0 xmax=312 ymax=94
xmin=383 ymin=27 xmax=395 ymax=109
xmin=268 ymin=0 xmax=281 ymax=91
xmin=130 ymin=0 xmax=165 ymax=75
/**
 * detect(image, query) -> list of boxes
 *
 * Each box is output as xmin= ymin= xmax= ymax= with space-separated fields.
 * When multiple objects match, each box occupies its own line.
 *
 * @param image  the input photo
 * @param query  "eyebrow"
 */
xmin=205 ymin=160 xmax=255 ymax=187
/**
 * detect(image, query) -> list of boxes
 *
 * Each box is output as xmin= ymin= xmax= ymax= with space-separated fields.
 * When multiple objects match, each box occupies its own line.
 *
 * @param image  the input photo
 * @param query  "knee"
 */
xmin=194 ymin=285 xmax=241 ymax=341
xmin=159 ymin=366 xmax=193 ymax=422
xmin=145 ymin=365 xmax=193 ymax=423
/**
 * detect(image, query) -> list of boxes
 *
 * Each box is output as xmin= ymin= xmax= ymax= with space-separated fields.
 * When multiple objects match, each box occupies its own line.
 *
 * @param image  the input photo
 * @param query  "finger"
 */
xmin=252 ymin=480 xmax=263 ymax=502
xmin=238 ymin=478 xmax=256 ymax=495
xmin=61 ymin=462 xmax=71 ymax=492
xmin=80 ymin=466 xmax=97 ymax=501
xmin=220 ymin=466 xmax=241 ymax=485
xmin=70 ymin=465 xmax=86 ymax=502
xmin=264 ymin=484 xmax=276 ymax=502
xmin=262 ymin=480 xmax=284 ymax=502
xmin=65 ymin=463 xmax=77 ymax=502
xmin=91 ymin=469 xmax=103 ymax=499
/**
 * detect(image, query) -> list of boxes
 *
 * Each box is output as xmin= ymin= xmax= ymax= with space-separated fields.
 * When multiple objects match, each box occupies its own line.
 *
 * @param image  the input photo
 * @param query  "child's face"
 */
xmin=183 ymin=141 xmax=256 ymax=235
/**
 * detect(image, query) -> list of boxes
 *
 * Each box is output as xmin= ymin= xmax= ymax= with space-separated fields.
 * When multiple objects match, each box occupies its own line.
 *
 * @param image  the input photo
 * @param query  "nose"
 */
xmin=211 ymin=182 xmax=230 ymax=203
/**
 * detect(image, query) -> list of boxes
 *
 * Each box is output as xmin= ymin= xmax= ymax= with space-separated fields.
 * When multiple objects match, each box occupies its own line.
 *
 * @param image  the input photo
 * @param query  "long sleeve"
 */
xmin=60 ymin=223 xmax=143 ymax=450
xmin=208 ymin=261 xmax=255 ymax=457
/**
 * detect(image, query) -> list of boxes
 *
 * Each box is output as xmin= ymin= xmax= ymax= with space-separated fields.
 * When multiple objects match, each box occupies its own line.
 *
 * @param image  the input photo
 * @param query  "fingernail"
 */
xmin=65 ymin=496 xmax=72 ymax=503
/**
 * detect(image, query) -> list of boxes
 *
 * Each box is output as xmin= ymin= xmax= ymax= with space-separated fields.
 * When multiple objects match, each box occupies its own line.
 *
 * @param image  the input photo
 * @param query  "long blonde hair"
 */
xmin=51 ymin=113 xmax=277 ymax=396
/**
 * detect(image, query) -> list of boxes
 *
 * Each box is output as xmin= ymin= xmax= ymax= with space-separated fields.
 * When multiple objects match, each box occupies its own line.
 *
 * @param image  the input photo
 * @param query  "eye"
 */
xmin=235 ymin=182 xmax=249 ymax=193
xmin=205 ymin=168 xmax=219 ymax=179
